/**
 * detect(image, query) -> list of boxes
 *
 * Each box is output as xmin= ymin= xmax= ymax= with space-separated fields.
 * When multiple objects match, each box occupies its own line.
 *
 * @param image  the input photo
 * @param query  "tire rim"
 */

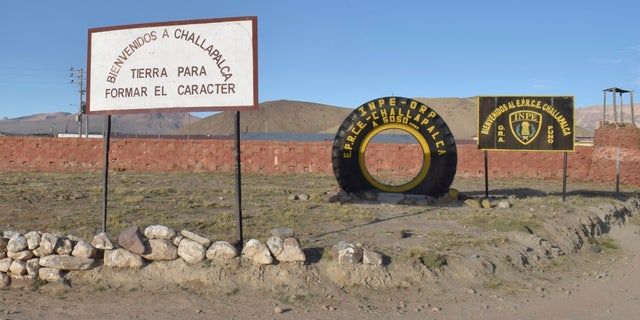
xmin=358 ymin=123 xmax=431 ymax=193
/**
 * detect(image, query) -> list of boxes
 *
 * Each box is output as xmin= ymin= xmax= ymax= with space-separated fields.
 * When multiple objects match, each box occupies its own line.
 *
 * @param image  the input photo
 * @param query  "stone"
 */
xmin=0 ymin=258 xmax=12 ymax=272
xmin=7 ymin=250 xmax=33 ymax=261
xmin=241 ymin=239 xmax=273 ymax=265
xmin=144 ymin=225 xmax=176 ymax=240
xmin=330 ymin=242 xmax=363 ymax=264
xmin=481 ymin=199 xmax=492 ymax=209
xmin=142 ymin=239 xmax=178 ymax=261
xmin=7 ymin=234 xmax=28 ymax=252
xmin=336 ymin=189 xmax=354 ymax=202
xmin=9 ymin=260 xmax=27 ymax=275
xmin=362 ymin=249 xmax=383 ymax=266
xmin=425 ymin=195 xmax=437 ymax=205
xmin=497 ymin=200 xmax=511 ymax=209
xmin=323 ymin=192 xmax=341 ymax=203
xmin=464 ymin=198 xmax=482 ymax=209
xmin=38 ymin=281 xmax=72 ymax=293
xmin=378 ymin=192 xmax=405 ymax=204
xmin=71 ymin=240 xmax=97 ymax=258
xmin=39 ymin=255 xmax=96 ymax=270
xmin=39 ymin=267 xmax=64 ymax=282
xmin=298 ymin=193 xmax=311 ymax=201
xmin=118 ymin=226 xmax=146 ymax=255
xmin=103 ymin=249 xmax=144 ymax=269
xmin=91 ymin=232 xmax=115 ymax=250
xmin=448 ymin=188 xmax=460 ymax=200
xmin=266 ymin=236 xmax=284 ymax=256
xmin=38 ymin=233 xmax=61 ymax=256
xmin=271 ymin=227 xmax=294 ymax=238
xmin=396 ymin=230 xmax=409 ymax=239
xmin=362 ymin=190 xmax=378 ymax=201
xmin=0 ymin=273 xmax=9 ymax=288
xmin=276 ymin=237 xmax=306 ymax=262
xmin=404 ymin=194 xmax=431 ymax=206
xmin=3 ymin=231 xmax=19 ymax=238
xmin=32 ymin=246 xmax=48 ymax=258
xmin=11 ymin=275 xmax=36 ymax=288
xmin=55 ymin=238 xmax=73 ymax=256
xmin=177 ymin=238 xmax=206 ymax=264
xmin=66 ymin=234 xmax=83 ymax=242
xmin=205 ymin=241 xmax=239 ymax=261
xmin=173 ymin=234 xmax=184 ymax=247
xmin=25 ymin=231 xmax=42 ymax=250
xmin=26 ymin=258 xmax=40 ymax=276
xmin=0 ymin=237 xmax=8 ymax=251
xmin=180 ymin=230 xmax=211 ymax=247
xmin=439 ymin=193 xmax=460 ymax=205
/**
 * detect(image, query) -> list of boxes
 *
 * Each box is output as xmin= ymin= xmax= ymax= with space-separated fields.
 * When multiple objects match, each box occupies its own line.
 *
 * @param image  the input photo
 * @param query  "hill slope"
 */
xmin=172 ymin=100 xmax=353 ymax=136
xmin=173 ymin=97 xmax=593 ymax=140
xmin=172 ymin=98 xmax=481 ymax=139
xmin=575 ymin=103 xmax=639 ymax=131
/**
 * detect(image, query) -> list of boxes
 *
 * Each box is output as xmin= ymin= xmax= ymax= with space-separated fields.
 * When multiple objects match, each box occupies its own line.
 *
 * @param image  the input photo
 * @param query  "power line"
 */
xmin=0 ymin=66 xmax=70 ymax=84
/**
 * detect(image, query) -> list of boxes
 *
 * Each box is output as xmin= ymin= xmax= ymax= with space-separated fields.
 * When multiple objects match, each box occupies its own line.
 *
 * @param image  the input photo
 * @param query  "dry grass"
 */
xmin=0 ymin=171 xmax=636 ymax=260
xmin=0 ymin=172 xmax=343 ymax=241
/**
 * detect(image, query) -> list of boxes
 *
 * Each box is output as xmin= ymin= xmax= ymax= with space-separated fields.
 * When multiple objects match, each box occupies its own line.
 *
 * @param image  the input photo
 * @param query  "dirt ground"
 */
xmin=0 ymin=174 xmax=639 ymax=320
xmin=3 ymin=226 xmax=638 ymax=320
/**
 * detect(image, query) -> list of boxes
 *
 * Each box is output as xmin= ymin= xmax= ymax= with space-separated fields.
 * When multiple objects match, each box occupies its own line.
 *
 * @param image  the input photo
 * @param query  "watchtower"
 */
xmin=602 ymin=87 xmax=636 ymax=127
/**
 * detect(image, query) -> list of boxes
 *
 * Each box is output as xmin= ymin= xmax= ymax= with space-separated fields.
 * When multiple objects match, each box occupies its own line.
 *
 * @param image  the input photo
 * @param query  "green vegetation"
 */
xmin=401 ymin=247 xmax=447 ymax=269
xmin=457 ymin=211 xmax=540 ymax=233
xmin=588 ymin=235 xmax=619 ymax=251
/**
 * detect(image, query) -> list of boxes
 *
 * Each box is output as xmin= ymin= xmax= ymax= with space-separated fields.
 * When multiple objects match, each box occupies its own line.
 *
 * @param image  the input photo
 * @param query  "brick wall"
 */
xmin=1 ymin=127 xmax=639 ymax=185
xmin=589 ymin=126 xmax=640 ymax=185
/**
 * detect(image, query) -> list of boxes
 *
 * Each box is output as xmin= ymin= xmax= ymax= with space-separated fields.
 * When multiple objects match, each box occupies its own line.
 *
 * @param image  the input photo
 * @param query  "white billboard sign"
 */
xmin=87 ymin=17 xmax=258 ymax=114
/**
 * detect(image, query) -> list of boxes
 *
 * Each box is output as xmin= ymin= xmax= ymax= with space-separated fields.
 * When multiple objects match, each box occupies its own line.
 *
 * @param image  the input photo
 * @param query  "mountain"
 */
xmin=0 ymin=112 xmax=197 ymax=136
xmin=575 ymin=103 xmax=639 ymax=131
xmin=171 ymin=98 xmax=480 ymax=139
xmin=172 ymin=100 xmax=352 ymax=136
xmin=172 ymin=97 xmax=594 ymax=140
xmin=2 ymin=97 xmax=618 ymax=138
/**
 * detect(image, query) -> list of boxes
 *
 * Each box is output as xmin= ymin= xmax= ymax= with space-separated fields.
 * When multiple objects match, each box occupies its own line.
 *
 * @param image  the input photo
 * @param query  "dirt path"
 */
xmin=472 ymin=223 xmax=640 ymax=320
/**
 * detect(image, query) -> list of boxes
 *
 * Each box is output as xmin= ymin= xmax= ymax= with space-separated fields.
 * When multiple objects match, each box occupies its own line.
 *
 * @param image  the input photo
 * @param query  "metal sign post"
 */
xmin=484 ymin=150 xmax=489 ymax=198
xmin=562 ymin=152 xmax=567 ymax=202
xmin=101 ymin=115 xmax=111 ymax=232
xmin=234 ymin=111 xmax=243 ymax=248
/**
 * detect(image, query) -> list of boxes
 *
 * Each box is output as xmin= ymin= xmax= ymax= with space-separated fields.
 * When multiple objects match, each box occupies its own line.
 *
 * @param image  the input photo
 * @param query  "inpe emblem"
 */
xmin=509 ymin=110 xmax=541 ymax=145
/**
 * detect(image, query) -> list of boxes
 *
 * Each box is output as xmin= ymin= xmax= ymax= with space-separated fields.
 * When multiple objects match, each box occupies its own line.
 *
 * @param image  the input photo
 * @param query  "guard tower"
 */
xmin=602 ymin=87 xmax=636 ymax=127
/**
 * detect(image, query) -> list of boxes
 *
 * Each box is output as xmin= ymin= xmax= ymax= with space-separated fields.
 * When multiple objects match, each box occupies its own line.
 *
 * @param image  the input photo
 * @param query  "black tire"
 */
xmin=332 ymin=96 xmax=457 ymax=196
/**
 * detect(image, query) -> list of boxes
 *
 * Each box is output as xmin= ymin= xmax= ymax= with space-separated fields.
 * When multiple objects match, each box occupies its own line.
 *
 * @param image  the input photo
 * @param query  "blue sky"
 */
xmin=1 ymin=0 xmax=640 ymax=119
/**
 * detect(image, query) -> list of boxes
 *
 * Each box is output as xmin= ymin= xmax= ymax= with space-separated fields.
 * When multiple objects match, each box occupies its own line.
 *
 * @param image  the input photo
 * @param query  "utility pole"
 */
xmin=70 ymin=67 xmax=86 ymax=137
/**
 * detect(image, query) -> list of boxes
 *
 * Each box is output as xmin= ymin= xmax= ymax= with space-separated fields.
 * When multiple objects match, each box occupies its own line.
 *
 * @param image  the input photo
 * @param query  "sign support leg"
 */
xmin=234 ymin=111 xmax=244 ymax=249
xmin=484 ymin=150 xmax=489 ymax=198
xmin=101 ymin=115 xmax=111 ymax=233
xmin=562 ymin=152 xmax=567 ymax=203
